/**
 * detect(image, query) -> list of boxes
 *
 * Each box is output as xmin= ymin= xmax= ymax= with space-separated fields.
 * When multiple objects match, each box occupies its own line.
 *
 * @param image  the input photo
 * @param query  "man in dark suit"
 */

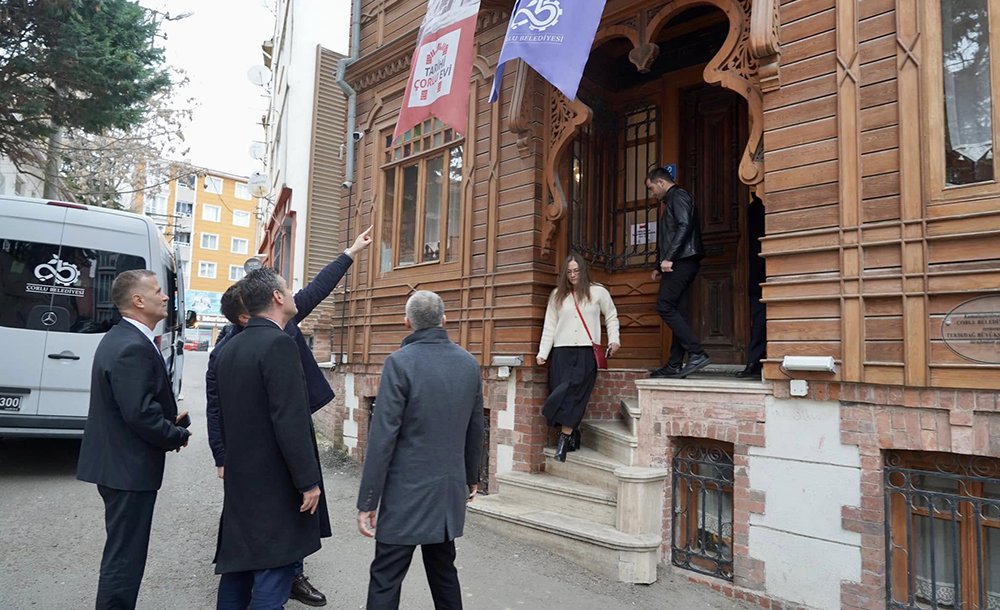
xmin=205 ymin=225 xmax=372 ymax=606
xmin=357 ymin=290 xmax=484 ymax=610
xmin=77 ymin=269 xmax=192 ymax=609
xmin=214 ymin=267 xmax=323 ymax=609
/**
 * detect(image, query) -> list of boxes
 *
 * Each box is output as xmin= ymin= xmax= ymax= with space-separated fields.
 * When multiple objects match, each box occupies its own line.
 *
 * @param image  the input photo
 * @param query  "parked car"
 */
xmin=0 ymin=196 xmax=186 ymax=438
xmin=183 ymin=338 xmax=209 ymax=351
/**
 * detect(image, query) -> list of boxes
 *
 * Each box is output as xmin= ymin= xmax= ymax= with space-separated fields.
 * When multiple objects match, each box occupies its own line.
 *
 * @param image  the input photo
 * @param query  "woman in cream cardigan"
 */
xmin=536 ymin=253 xmax=620 ymax=461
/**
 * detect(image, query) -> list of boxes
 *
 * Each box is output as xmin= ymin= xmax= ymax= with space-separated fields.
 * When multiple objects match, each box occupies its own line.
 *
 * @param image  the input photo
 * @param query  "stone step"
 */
xmin=542 ymin=446 xmax=623 ymax=494
xmin=468 ymin=495 xmax=661 ymax=584
xmin=620 ymin=396 xmax=640 ymax=436
xmin=496 ymin=471 xmax=617 ymax=527
xmin=581 ymin=419 xmax=638 ymax=466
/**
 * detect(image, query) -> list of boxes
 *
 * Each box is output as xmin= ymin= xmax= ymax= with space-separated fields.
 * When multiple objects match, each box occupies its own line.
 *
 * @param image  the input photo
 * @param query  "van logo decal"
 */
xmin=34 ymin=254 xmax=80 ymax=286
xmin=41 ymin=311 xmax=58 ymax=326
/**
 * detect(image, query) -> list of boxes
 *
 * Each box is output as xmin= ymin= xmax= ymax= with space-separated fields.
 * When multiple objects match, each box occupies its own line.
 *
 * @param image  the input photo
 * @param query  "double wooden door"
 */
xmin=680 ymin=84 xmax=749 ymax=365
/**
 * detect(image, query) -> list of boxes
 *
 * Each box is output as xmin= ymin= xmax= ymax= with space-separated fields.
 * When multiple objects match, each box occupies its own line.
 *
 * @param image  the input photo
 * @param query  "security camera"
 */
xmin=352 ymin=131 xmax=364 ymax=142
xmin=342 ymin=180 xmax=353 ymax=190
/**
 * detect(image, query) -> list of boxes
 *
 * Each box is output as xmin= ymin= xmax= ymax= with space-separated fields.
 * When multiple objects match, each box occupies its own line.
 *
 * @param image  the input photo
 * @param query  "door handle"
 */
xmin=47 ymin=353 xmax=80 ymax=360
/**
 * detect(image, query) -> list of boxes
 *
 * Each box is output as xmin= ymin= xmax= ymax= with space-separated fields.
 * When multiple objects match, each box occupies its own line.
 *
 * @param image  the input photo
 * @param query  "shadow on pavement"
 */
xmin=0 ymin=438 xmax=81 ymax=477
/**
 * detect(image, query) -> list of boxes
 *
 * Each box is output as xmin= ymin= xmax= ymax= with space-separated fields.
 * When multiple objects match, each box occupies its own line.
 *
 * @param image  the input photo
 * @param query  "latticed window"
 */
xmin=380 ymin=120 xmax=463 ymax=271
xmin=569 ymin=103 xmax=660 ymax=271
xmin=885 ymin=451 xmax=1000 ymax=610
xmin=672 ymin=439 xmax=734 ymax=580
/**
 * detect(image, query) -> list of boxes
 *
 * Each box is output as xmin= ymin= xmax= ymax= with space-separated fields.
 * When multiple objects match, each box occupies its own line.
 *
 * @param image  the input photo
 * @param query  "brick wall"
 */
xmin=587 ymin=368 xmax=643 ymax=419
xmin=636 ymin=385 xmax=770 ymax=593
xmin=635 ymin=380 xmax=999 ymax=610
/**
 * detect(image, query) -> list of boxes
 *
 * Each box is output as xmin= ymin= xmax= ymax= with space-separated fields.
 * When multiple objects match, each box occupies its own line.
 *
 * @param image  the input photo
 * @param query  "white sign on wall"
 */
xmin=630 ymin=221 xmax=657 ymax=246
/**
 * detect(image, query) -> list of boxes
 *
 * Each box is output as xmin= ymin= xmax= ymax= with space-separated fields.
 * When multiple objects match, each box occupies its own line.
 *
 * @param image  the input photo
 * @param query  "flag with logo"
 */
xmin=393 ymin=0 xmax=482 ymax=142
xmin=489 ymin=0 xmax=607 ymax=103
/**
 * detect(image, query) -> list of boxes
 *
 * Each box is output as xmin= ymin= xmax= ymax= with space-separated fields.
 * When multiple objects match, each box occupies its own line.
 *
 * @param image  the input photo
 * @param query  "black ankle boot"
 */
xmin=554 ymin=433 xmax=571 ymax=462
xmin=567 ymin=429 xmax=581 ymax=452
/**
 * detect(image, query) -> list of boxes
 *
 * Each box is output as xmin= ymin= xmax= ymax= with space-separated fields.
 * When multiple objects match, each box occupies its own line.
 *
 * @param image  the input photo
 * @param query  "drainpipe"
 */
xmin=334 ymin=0 xmax=362 ymax=367
xmin=335 ymin=0 xmax=361 ymax=182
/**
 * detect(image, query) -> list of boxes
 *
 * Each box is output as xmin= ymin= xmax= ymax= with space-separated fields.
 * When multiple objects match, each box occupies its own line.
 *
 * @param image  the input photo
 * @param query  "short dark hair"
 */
xmin=220 ymin=282 xmax=248 ymax=325
xmin=646 ymin=166 xmax=672 ymax=183
xmin=240 ymin=267 xmax=283 ymax=316
xmin=111 ymin=270 xmax=156 ymax=311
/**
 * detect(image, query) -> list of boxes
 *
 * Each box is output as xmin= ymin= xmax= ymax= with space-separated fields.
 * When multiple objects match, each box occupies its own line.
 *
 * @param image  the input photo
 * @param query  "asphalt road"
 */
xmin=0 ymin=351 xmax=750 ymax=609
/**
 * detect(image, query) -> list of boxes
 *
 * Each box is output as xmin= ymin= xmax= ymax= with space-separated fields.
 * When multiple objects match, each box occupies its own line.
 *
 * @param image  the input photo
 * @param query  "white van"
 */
xmin=0 ymin=196 xmax=186 ymax=438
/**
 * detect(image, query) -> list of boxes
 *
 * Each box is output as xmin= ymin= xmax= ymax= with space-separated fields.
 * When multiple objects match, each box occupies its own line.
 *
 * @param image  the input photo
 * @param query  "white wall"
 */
xmin=0 ymin=157 xmax=43 ymax=199
xmin=748 ymin=398 xmax=862 ymax=610
xmin=267 ymin=0 xmax=345 ymax=291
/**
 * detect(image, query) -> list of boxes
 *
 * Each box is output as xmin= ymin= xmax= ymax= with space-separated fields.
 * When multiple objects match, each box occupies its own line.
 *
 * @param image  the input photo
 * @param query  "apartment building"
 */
xmin=154 ymin=168 xmax=258 ymax=327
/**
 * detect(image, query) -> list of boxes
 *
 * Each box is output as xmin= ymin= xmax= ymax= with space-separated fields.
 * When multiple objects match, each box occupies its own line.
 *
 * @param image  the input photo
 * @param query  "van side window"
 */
xmin=0 ymin=239 xmax=145 ymax=333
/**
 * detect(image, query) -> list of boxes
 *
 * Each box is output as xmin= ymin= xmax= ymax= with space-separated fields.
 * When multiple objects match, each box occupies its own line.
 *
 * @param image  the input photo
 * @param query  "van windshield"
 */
xmin=0 ymin=239 xmax=146 ymax=333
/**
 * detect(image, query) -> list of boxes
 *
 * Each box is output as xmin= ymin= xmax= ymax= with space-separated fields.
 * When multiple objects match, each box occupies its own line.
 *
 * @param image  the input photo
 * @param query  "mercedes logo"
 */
xmin=41 ymin=311 xmax=58 ymax=327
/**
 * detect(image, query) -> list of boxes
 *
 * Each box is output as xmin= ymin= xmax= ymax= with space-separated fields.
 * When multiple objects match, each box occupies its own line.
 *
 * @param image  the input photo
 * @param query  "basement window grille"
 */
xmin=885 ymin=451 xmax=1000 ymax=610
xmin=671 ymin=439 xmax=734 ymax=580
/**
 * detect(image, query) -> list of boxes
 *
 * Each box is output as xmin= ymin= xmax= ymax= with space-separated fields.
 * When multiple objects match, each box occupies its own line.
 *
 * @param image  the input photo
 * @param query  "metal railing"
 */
xmin=569 ymin=103 xmax=660 ymax=272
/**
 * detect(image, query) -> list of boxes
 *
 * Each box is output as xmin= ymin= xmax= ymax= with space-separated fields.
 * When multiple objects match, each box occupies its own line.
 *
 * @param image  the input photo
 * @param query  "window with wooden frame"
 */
xmin=922 ymin=0 xmax=1000 ymax=201
xmin=672 ymin=438 xmax=735 ymax=581
xmin=379 ymin=119 xmax=463 ymax=270
xmin=885 ymin=451 xmax=1000 ymax=610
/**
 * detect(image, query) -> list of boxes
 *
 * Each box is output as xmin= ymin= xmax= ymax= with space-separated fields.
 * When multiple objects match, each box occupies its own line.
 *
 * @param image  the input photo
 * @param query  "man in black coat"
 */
xmin=214 ymin=267 xmax=323 ymax=609
xmin=646 ymin=165 xmax=710 ymax=379
xmin=357 ymin=290 xmax=484 ymax=610
xmin=205 ymin=225 xmax=372 ymax=606
xmin=77 ymin=270 xmax=192 ymax=609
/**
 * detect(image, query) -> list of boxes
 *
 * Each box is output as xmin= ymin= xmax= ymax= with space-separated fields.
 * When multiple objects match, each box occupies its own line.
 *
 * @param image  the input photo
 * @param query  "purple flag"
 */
xmin=489 ymin=0 xmax=607 ymax=103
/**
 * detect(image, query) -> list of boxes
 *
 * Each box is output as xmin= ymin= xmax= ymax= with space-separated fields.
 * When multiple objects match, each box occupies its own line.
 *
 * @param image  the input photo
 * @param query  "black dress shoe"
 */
xmin=650 ymin=363 xmax=683 ymax=378
xmin=567 ymin=429 xmax=581 ymax=452
xmin=290 ymin=574 xmax=327 ymax=607
xmin=735 ymin=364 xmax=762 ymax=379
xmin=678 ymin=353 xmax=711 ymax=378
xmin=554 ymin=433 xmax=571 ymax=462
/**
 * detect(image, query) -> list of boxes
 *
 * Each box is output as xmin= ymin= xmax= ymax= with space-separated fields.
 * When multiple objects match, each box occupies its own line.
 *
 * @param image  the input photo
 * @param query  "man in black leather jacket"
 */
xmin=646 ymin=166 xmax=711 ymax=378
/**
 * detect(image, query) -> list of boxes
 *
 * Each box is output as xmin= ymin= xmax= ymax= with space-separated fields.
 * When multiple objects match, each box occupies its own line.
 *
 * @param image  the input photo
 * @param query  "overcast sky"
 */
xmin=139 ymin=0 xmax=350 ymax=177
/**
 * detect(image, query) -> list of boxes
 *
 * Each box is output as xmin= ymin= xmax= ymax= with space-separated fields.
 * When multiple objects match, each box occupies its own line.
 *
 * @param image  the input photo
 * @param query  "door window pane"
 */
xmin=942 ymin=0 xmax=995 ymax=185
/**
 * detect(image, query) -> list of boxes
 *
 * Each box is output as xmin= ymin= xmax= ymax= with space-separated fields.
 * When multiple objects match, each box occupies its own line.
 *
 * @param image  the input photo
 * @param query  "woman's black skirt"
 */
xmin=542 ymin=346 xmax=597 ymax=429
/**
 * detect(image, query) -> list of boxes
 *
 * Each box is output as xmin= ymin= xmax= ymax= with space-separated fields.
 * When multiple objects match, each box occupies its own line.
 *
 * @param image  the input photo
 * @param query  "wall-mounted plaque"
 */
xmin=941 ymin=294 xmax=1000 ymax=364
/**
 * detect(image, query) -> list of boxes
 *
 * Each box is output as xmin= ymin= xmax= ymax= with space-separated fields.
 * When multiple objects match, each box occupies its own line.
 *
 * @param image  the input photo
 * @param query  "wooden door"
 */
xmin=680 ymin=85 xmax=748 ymax=364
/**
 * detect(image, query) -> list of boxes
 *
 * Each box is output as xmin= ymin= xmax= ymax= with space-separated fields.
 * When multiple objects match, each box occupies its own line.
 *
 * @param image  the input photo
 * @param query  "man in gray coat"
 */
xmin=357 ymin=290 xmax=484 ymax=610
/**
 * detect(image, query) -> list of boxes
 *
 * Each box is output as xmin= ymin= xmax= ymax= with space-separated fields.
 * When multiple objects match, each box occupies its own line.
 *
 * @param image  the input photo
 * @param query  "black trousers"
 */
xmin=367 ymin=540 xmax=462 ymax=610
xmin=96 ymin=485 xmax=158 ymax=610
xmin=656 ymin=258 xmax=703 ymax=364
xmin=746 ymin=296 xmax=766 ymax=367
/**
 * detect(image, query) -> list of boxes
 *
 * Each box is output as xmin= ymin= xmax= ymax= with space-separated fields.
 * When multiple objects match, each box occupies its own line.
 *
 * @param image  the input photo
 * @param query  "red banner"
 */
xmin=393 ymin=1 xmax=481 ymax=142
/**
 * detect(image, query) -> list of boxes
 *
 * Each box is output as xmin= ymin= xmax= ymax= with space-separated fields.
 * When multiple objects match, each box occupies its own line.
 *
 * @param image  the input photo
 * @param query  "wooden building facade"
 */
xmin=318 ymin=0 xmax=1000 ymax=608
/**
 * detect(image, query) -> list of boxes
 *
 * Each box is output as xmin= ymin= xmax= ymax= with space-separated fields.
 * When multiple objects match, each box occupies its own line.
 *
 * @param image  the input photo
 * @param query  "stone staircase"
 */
xmin=468 ymin=399 xmax=667 ymax=583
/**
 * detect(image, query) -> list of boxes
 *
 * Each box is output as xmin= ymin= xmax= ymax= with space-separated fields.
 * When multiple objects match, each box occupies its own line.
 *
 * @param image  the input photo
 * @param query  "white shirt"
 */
xmin=537 ymin=284 xmax=620 ymax=360
xmin=123 ymin=316 xmax=157 ymax=346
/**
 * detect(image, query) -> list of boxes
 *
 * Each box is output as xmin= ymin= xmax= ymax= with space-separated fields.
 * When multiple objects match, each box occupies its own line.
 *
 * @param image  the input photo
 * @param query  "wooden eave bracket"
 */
xmin=749 ymin=0 xmax=781 ymax=93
